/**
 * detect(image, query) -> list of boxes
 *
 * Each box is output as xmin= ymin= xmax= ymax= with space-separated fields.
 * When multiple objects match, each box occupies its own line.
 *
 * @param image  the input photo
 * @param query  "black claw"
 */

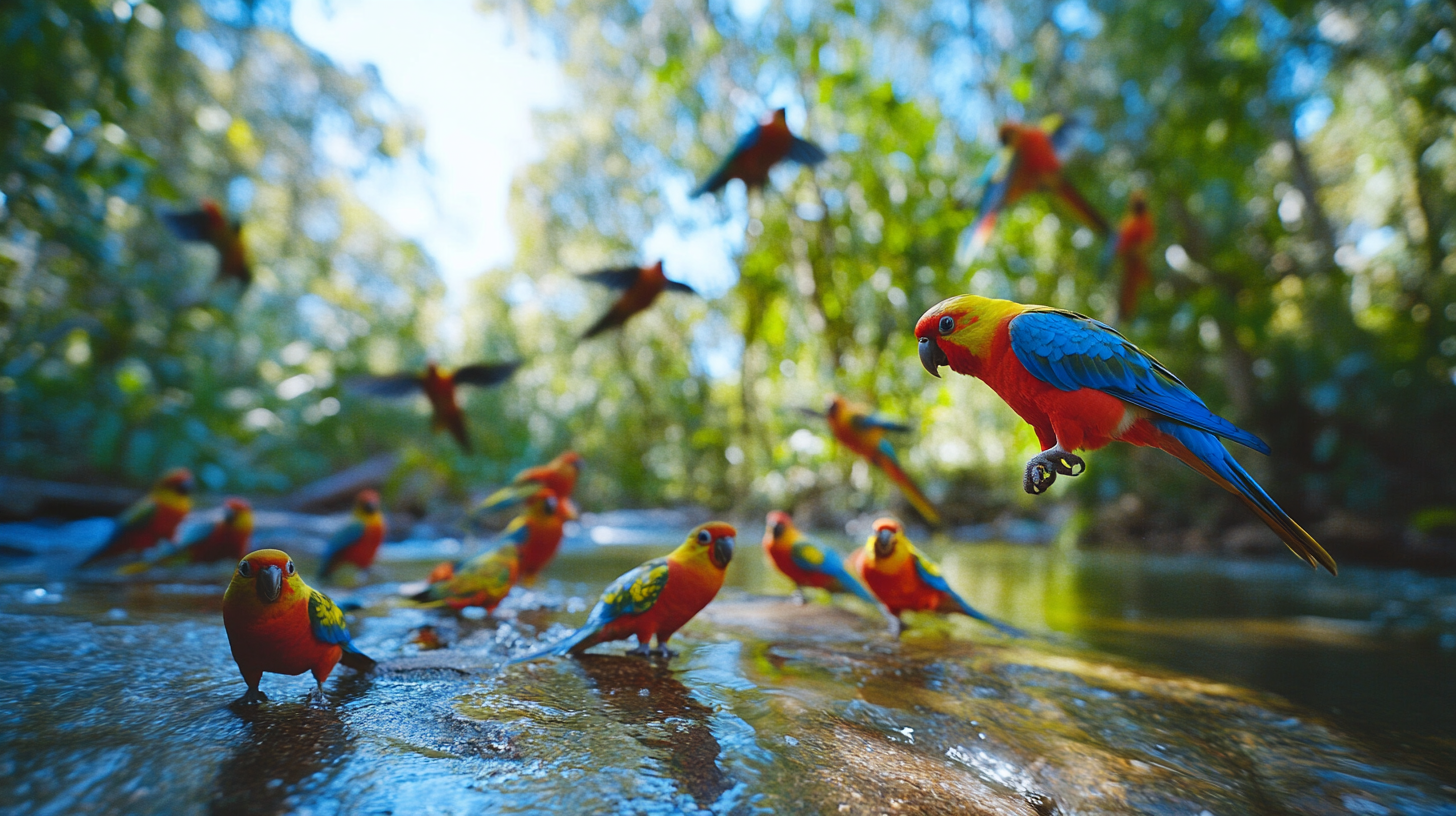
xmin=1024 ymin=463 xmax=1055 ymax=495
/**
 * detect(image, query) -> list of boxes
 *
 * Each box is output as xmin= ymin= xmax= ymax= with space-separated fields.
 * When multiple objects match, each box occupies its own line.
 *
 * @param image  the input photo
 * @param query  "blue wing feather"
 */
xmin=324 ymin=520 xmax=366 ymax=560
xmin=790 ymin=540 xmax=882 ymax=607
xmin=911 ymin=555 xmax=1023 ymax=636
xmin=1008 ymin=310 xmax=1271 ymax=454
xmin=853 ymin=413 xmax=911 ymax=433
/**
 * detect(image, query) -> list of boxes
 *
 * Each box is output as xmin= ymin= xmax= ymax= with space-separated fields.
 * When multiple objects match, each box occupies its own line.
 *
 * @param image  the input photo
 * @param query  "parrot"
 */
xmin=512 ymin=522 xmax=736 ymax=661
xmin=692 ymin=108 xmax=827 ymax=197
xmin=408 ymin=539 xmax=520 ymax=613
xmin=800 ymin=395 xmax=942 ymax=526
xmin=762 ymin=511 xmax=897 ymax=630
xmin=579 ymin=261 xmax=697 ymax=339
xmin=120 ymin=497 xmax=253 ymax=574
xmin=915 ymin=294 xmax=1338 ymax=575
xmin=1101 ymin=190 xmax=1156 ymax=320
xmin=346 ymin=360 xmax=522 ymax=453
xmin=474 ymin=450 xmax=583 ymax=520
xmin=161 ymin=200 xmax=251 ymax=287
xmin=959 ymin=117 xmax=1110 ymax=262
xmin=81 ymin=467 xmax=194 ymax=565
xmin=318 ymin=489 xmax=387 ymax=581
xmin=222 ymin=548 xmax=375 ymax=704
xmin=847 ymin=518 xmax=1022 ymax=636
xmin=426 ymin=487 xmax=569 ymax=591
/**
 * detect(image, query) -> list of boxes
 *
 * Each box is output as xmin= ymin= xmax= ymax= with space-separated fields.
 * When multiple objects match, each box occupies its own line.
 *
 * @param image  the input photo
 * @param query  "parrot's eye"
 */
xmin=696 ymin=529 xmax=712 ymax=545
xmin=237 ymin=561 xmax=252 ymax=577
xmin=285 ymin=560 xmax=295 ymax=575
xmin=938 ymin=315 xmax=955 ymax=335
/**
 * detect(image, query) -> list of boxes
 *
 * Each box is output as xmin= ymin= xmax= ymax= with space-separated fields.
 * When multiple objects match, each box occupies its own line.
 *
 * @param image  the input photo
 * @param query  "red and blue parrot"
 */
xmin=915 ymin=294 xmax=1338 ymax=574
xmin=692 ymin=108 xmax=827 ymax=197
xmin=222 ymin=548 xmax=375 ymax=704
xmin=960 ymin=118 xmax=1110 ymax=262
xmin=513 ymin=522 xmax=735 ymax=661
xmin=319 ymin=489 xmax=387 ymax=581
xmin=762 ymin=511 xmax=896 ymax=628
xmin=81 ymin=467 xmax=194 ymax=565
xmin=1101 ymin=190 xmax=1156 ymax=320
xmin=428 ymin=487 xmax=569 ymax=591
xmin=802 ymin=396 xmax=942 ymax=526
xmin=161 ymin=200 xmax=251 ymax=287
xmin=580 ymin=261 xmax=697 ymax=339
xmin=347 ymin=360 xmax=522 ymax=453
xmin=475 ymin=450 xmax=583 ymax=520
xmin=122 ymin=497 xmax=253 ymax=573
xmin=847 ymin=518 xmax=1021 ymax=636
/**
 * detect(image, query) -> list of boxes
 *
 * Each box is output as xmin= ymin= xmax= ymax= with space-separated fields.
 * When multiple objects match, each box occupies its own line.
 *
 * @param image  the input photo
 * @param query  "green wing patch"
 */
xmin=594 ymin=558 xmax=670 ymax=623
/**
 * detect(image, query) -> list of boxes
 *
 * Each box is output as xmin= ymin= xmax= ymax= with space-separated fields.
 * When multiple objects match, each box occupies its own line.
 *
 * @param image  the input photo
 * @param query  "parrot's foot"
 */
xmin=233 ymin=688 xmax=268 ymax=706
xmin=790 ymin=589 xmax=807 ymax=606
xmin=308 ymin=683 xmax=328 ymax=708
xmin=649 ymin=645 xmax=677 ymax=659
xmin=627 ymin=644 xmax=653 ymax=658
xmin=884 ymin=615 xmax=903 ymax=638
xmin=1023 ymin=448 xmax=1085 ymax=495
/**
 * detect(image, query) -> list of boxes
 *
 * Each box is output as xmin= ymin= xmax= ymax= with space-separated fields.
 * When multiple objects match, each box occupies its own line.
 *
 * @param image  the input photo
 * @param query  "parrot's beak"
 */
xmin=918 ymin=336 xmax=947 ymax=378
xmin=771 ymin=522 xmax=786 ymax=540
xmin=874 ymin=529 xmax=896 ymax=559
xmin=256 ymin=564 xmax=283 ymax=603
xmin=711 ymin=535 xmax=735 ymax=569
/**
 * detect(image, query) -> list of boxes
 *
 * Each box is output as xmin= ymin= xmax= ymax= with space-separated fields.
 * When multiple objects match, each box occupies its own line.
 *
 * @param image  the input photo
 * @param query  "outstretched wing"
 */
xmin=453 ymin=361 xmax=522 ymax=389
xmin=852 ymin=413 xmax=911 ymax=433
xmin=911 ymin=552 xmax=1022 ymax=636
xmin=161 ymin=210 xmax=212 ymax=242
xmin=692 ymin=126 xmax=763 ymax=197
xmin=580 ymin=266 xmax=644 ymax=290
xmin=345 ymin=373 xmax=422 ymax=398
xmin=787 ymin=136 xmax=828 ymax=166
xmin=1008 ymin=309 xmax=1271 ymax=454
xmin=957 ymin=148 xmax=1018 ymax=263
xmin=663 ymin=278 xmax=698 ymax=295
xmin=586 ymin=557 xmax=670 ymax=628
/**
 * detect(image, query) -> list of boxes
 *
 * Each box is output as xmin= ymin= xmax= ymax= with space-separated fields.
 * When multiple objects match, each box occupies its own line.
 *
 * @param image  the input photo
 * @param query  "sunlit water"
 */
xmin=1 ymin=514 xmax=1454 ymax=814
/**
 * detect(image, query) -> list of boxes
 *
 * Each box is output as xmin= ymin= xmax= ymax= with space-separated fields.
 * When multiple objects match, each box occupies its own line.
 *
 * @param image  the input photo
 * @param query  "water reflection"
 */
xmin=210 ymin=704 xmax=351 ymax=816
xmin=574 ymin=655 xmax=731 ymax=807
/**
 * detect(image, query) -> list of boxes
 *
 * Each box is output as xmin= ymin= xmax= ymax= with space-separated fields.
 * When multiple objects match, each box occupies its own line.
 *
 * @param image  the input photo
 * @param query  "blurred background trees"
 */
xmin=3 ymin=0 xmax=1454 ymax=562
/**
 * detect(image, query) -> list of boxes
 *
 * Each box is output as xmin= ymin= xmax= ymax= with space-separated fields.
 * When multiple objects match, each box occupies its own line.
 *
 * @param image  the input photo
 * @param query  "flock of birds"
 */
xmin=84 ymin=106 xmax=1337 ymax=705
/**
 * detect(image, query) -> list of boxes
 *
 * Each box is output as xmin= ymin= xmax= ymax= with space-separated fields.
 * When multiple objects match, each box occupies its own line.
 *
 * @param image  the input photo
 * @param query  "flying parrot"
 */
xmin=958 ymin=117 xmax=1110 ymax=263
xmin=847 ymin=518 xmax=1022 ymax=636
xmin=1100 ymin=190 xmax=1156 ymax=320
xmin=120 ymin=497 xmax=253 ymax=574
xmin=222 ymin=548 xmax=375 ymax=704
xmin=762 ymin=511 xmax=897 ymax=629
xmin=475 ymin=450 xmax=583 ymax=520
xmin=81 ymin=467 xmax=194 ymax=565
xmin=579 ymin=261 xmax=697 ymax=339
xmin=161 ymin=200 xmax=251 ymax=287
xmin=915 ymin=294 xmax=1338 ymax=575
xmin=512 ymin=522 xmax=736 ymax=661
xmin=427 ymin=487 xmax=569 ymax=591
xmin=318 ymin=489 xmax=387 ymax=581
xmin=800 ymin=395 xmax=942 ymax=526
xmin=346 ymin=360 xmax=521 ymax=453
xmin=408 ymin=539 xmax=520 ymax=613
xmin=692 ymin=108 xmax=828 ymax=197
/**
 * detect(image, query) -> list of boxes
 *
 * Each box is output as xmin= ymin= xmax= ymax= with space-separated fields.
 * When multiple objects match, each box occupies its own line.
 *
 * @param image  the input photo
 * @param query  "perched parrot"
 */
xmin=512 ymin=522 xmax=736 ymax=661
xmin=81 ymin=467 xmax=194 ymax=565
xmin=959 ymin=118 xmax=1110 ymax=262
xmin=579 ymin=261 xmax=697 ymax=339
xmin=915 ymin=294 xmax=1338 ymax=574
xmin=692 ymin=108 xmax=828 ymax=197
xmin=408 ymin=540 xmax=520 ymax=613
xmin=847 ymin=518 xmax=1022 ymax=636
xmin=762 ymin=511 xmax=897 ymax=628
xmin=120 ymin=497 xmax=253 ymax=574
xmin=475 ymin=450 xmax=583 ymax=520
xmin=161 ymin=200 xmax=251 ymax=287
xmin=1101 ymin=190 xmax=1156 ymax=320
xmin=222 ymin=548 xmax=375 ymax=704
xmin=427 ymin=488 xmax=569 ymax=591
xmin=801 ymin=396 xmax=942 ymax=526
xmin=318 ymin=489 xmax=387 ymax=581
xmin=346 ymin=360 xmax=522 ymax=453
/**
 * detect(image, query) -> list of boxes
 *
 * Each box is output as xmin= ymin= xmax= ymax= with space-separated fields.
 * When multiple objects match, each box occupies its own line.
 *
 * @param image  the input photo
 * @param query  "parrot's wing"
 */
xmin=580 ymin=266 xmax=644 ymax=290
xmin=790 ymin=540 xmax=882 ymax=607
xmin=874 ymin=438 xmax=902 ymax=465
xmin=853 ymin=413 xmax=912 ymax=433
xmin=495 ymin=518 xmax=531 ymax=547
xmin=910 ymin=551 xmax=1023 ymax=637
xmin=663 ymin=278 xmax=698 ymax=295
xmin=457 ymin=544 xmax=518 ymax=594
xmin=324 ymin=520 xmax=367 ymax=561
xmin=160 ymin=210 xmax=212 ymax=241
xmin=795 ymin=406 xmax=828 ymax=420
xmin=345 ymin=373 xmax=423 ymax=398
xmin=309 ymin=588 xmax=376 ymax=669
xmin=116 ymin=498 xmax=157 ymax=533
xmin=1008 ymin=310 xmax=1271 ymax=454
xmin=476 ymin=484 xmax=534 ymax=515
xmin=692 ymin=126 xmax=763 ymax=197
xmin=1046 ymin=113 xmax=1081 ymax=157
xmin=957 ymin=149 xmax=1018 ymax=264
xmin=586 ymin=557 xmax=671 ymax=628
xmin=787 ymin=136 xmax=828 ymax=166
xmin=453 ymin=361 xmax=522 ymax=389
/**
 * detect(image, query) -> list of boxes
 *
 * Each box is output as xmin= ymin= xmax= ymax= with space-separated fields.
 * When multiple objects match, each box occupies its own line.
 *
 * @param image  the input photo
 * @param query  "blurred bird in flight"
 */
xmin=82 ymin=467 xmax=194 ymax=566
xmin=347 ymin=360 xmax=521 ymax=452
xmin=800 ymin=396 xmax=942 ymax=526
xmin=958 ymin=116 xmax=1110 ymax=263
xmin=579 ymin=260 xmax=696 ymax=339
xmin=1102 ymin=190 xmax=1156 ymax=320
xmin=161 ymin=200 xmax=251 ymax=287
xmin=120 ymin=497 xmax=253 ymax=574
xmin=915 ymin=294 xmax=1338 ymax=575
xmin=692 ymin=108 xmax=827 ymax=197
